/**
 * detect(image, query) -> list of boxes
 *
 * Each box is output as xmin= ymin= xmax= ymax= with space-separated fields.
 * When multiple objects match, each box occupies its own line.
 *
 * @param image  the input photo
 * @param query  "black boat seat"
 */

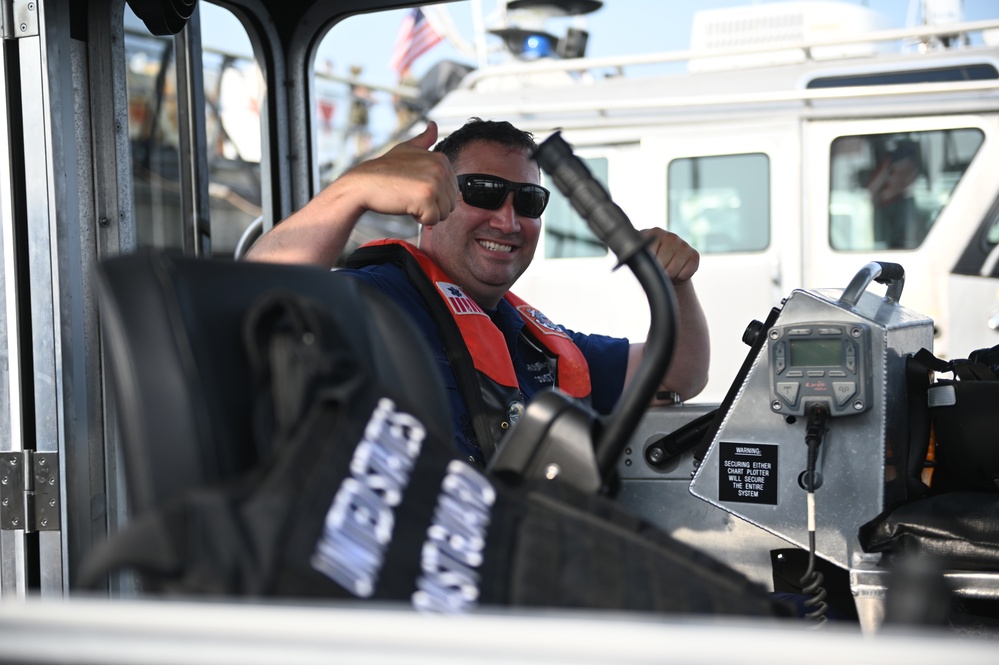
xmin=96 ymin=248 xmax=450 ymax=516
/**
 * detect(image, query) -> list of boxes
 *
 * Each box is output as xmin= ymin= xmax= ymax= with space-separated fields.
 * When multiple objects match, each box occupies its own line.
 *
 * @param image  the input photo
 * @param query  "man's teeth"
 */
xmin=479 ymin=239 xmax=512 ymax=253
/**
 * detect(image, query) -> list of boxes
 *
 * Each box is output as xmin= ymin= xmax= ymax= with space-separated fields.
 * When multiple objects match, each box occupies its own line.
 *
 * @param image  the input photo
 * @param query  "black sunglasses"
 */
xmin=456 ymin=174 xmax=550 ymax=218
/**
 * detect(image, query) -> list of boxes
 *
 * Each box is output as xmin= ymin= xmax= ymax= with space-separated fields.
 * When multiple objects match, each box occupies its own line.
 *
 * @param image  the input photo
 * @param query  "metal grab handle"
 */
xmin=838 ymin=261 xmax=905 ymax=307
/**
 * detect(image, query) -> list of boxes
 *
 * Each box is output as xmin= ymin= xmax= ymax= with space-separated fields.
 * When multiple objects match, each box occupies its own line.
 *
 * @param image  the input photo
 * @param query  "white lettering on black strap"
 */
xmin=311 ymin=398 xmax=424 ymax=597
xmin=412 ymin=460 xmax=496 ymax=614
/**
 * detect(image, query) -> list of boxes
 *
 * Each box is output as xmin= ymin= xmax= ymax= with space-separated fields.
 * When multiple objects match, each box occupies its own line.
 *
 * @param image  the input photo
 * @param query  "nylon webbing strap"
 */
xmin=912 ymin=347 xmax=999 ymax=382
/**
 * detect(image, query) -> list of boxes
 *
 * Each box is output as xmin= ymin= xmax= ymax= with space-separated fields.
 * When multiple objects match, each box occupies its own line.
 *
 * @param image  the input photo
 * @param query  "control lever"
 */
xmin=488 ymin=132 xmax=679 ymax=491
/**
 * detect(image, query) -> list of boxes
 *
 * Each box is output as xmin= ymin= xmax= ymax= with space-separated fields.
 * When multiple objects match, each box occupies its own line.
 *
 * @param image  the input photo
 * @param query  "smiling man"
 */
xmin=417 ymin=125 xmax=544 ymax=310
xmin=246 ymin=118 xmax=709 ymax=465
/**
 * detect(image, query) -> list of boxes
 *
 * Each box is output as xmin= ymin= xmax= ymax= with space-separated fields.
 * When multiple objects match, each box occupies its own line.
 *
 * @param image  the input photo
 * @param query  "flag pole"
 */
xmin=471 ymin=0 xmax=490 ymax=68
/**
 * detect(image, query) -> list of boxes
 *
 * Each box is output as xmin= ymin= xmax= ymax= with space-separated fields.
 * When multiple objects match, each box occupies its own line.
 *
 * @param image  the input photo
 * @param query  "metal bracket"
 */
xmin=0 ymin=451 xmax=60 ymax=532
xmin=1 ymin=0 xmax=38 ymax=40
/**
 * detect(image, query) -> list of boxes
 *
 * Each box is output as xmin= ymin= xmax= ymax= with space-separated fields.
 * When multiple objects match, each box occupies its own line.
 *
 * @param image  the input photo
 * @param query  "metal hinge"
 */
xmin=1 ymin=0 xmax=39 ymax=40
xmin=0 ymin=451 xmax=60 ymax=532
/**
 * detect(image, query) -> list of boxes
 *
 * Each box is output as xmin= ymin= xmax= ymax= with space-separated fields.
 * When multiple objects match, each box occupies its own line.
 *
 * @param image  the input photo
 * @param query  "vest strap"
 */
xmin=347 ymin=241 xmax=499 ymax=460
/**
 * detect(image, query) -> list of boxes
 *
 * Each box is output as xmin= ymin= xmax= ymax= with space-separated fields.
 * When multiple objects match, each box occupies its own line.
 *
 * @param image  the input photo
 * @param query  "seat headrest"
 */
xmin=97 ymin=249 xmax=451 ymax=515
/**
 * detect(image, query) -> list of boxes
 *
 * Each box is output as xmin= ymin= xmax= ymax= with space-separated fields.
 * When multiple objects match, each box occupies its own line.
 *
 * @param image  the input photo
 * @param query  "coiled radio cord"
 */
xmin=801 ymin=404 xmax=830 ymax=627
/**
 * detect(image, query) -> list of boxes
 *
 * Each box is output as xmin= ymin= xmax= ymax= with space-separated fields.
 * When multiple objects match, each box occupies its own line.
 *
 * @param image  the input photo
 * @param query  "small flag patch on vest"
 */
xmin=436 ymin=282 xmax=487 ymax=317
xmin=517 ymin=305 xmax=570 ymax=339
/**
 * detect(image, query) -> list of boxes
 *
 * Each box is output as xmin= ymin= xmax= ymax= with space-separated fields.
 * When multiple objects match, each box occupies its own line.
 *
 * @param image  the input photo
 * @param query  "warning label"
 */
xmin=718 ymin=442 xmax=778 ymax=505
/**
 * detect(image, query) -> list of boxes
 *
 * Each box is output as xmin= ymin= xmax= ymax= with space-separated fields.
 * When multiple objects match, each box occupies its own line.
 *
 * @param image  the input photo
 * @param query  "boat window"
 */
xmin=125 ymin=2 xmax=262 ymax=257
xmin=315 ymin=5 xmax=466 ymax=255
xmin=543 ymin=156 xmax=609 ymax=259
xmin=987 ymin=211 xmax=999 ymax=278
xmin=313 ymin=1 xmax=590 ymax=188
xmin=987 ymin=214 xmax=999 ymax=245
xmin=315 ymin=5 xmax=459 ymax=188
xmin=667 ymin=153 xmax=770 ymax=254
xmin=829 ymin=128 xmax=984 ymax=251
xmin=316 ymin=3 xmax=609 ymax=259
xmin=807 ymin=64 xmax=999 ymax=89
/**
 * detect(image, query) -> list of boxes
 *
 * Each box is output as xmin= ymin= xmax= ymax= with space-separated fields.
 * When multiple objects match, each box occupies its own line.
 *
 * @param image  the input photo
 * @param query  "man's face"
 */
xmin=420 ymin=140 xmax=542 ymax=309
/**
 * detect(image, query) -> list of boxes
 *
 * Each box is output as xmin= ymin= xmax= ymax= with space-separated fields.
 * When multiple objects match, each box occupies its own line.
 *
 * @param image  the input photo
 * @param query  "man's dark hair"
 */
xmin=433 ymin=117 xmax=538 ymax=164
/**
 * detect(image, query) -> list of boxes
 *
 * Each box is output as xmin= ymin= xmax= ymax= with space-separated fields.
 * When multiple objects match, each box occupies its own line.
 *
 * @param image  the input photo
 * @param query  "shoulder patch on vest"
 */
xmin=516 ymin=305 xmax=570 ymax=339
xmin=435 ymin=282 xmax=488 ymax=317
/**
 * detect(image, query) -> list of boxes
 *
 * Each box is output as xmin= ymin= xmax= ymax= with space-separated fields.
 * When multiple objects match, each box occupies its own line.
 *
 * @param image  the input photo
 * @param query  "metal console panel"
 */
xmin=615 ymin=405 xmax=793 ymax=588
xmin=688 ymin=284 xmax=933 ymax=572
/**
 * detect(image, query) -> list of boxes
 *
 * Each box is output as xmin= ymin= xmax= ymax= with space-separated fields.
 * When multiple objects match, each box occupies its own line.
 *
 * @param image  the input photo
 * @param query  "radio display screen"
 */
xmin=789 ymin=338 xmax=843 ymax=367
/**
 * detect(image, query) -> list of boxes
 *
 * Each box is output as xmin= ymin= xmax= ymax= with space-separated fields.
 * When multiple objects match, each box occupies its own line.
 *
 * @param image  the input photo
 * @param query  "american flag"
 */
xmin=389 ymin=8 xmax=442 ymax=78
xmin=437 ymin=282 xmax=486 ymax=316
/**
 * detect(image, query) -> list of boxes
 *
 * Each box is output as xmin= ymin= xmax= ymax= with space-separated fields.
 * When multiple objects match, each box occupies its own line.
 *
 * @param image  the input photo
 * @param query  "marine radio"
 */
xmin=768 ymin=322 xmax=871 ymax=417
xmin=687 ymin=262 xmax=933 ymax=572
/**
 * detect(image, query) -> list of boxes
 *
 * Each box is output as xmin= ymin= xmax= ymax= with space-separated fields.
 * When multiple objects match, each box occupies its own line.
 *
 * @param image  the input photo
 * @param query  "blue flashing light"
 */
xmin=522 ymin=34 xmax=553 ymax=59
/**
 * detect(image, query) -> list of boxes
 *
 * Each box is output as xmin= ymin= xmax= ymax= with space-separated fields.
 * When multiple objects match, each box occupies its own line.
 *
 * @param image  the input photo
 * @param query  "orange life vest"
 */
xmin=346 ymin=239 xmax=591 ymax=459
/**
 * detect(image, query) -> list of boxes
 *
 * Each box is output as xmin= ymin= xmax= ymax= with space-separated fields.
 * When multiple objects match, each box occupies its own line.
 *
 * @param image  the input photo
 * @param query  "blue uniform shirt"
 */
xmin=340 ymin=262 xmax=630 ymax=463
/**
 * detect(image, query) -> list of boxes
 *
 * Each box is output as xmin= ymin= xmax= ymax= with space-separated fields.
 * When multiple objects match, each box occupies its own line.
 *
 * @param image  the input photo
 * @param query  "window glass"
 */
xmin=667 ymin=153 xmax=770 ymax=253
xmin=543 ymin=157 xmax=608 ymax=259
xmin=124 ymin=2 xmax=262 ymax=257
xmin=807 ymin=64 xmax=998 ymax=89
xmin=987 ymin=215 xmax=999 ymax=245
xmin=829 ymin=129 xmax=984 ymax=251
xmin=124 ymin=7 xmax=183 ymax=251
xmin=315 ymin=4 xmax=466 ymax=255
xmin=201 ymin=6 xmax=263 ymax=257
xmin=981 ymin=202 xmax=999 ymax=278
xmin=315 ymin=5 xmax=455 ymax=187
xmin=313 ymin=3 xmax=610 ymax=257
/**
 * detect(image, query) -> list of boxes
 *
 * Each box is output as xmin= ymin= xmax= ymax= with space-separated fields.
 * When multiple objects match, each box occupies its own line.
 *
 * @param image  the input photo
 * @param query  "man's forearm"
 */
xmin=246 ymin=122 xmax=453 ymax=267
xmin=244 ymin=182 xmax=363 ymax=267
xmin=626 ymin=278 xmax=710 ymax=402
xmin=661 ymin=279 xmax=710 ymax=399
